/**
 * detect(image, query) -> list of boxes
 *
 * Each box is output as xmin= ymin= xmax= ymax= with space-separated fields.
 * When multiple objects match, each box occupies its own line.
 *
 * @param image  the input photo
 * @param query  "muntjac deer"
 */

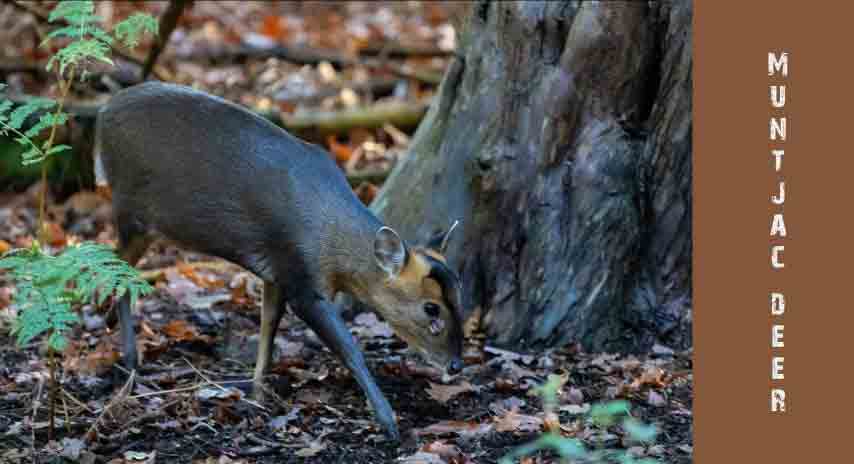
xmin=94 ymin=82 xmax=465 ymax=439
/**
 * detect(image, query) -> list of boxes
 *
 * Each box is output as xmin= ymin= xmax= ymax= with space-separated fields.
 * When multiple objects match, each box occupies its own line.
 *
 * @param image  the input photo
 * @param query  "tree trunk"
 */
xmin=371 ymin=0 xmax=692 ymax=353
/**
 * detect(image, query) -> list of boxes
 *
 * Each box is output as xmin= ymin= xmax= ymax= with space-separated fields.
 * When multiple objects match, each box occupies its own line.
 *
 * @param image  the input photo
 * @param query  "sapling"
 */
xmin=500 ymin=374 xmax=660 ymax=464
xmin=0 ymin=0 xmax=158 ymax=442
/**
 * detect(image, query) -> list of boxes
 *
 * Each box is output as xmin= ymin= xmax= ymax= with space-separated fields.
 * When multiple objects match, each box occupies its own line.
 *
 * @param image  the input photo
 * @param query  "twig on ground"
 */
xmin=246 ymin=433 xmax=283 ymax=449
xmin=62 ymin=387 xmax=94 ymax=414
xmin=85 ymin=369 xmax=134 ymax=444
xmin=30 ymin=375 xmax=44 ymax=458
xmin=184 ymin=358 xmax=267 ymax=411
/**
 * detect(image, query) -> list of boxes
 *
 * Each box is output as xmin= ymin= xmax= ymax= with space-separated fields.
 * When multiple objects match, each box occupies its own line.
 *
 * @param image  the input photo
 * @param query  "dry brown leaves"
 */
xmin=425 ymin=381 xmax=478 ymax=404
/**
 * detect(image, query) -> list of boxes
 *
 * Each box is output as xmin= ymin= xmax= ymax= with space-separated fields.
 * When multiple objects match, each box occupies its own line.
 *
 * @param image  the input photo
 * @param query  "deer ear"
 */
xmin=427 ymin=220 xmax=460 ymax=255
xmin=374 ymin=226 xmax=407 ymax=277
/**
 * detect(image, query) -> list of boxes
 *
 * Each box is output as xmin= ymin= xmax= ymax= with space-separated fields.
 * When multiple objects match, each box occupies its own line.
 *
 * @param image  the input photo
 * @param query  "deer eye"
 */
xmin=423 ymin=302 xmax=440 ymax=318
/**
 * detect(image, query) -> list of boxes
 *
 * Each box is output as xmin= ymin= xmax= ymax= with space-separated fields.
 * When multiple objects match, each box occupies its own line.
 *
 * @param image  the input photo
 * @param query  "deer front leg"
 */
xmin=253 ymin=281 xmax=285 ymax=390
xmin=290 ymin=297 xmax=399 ymax=441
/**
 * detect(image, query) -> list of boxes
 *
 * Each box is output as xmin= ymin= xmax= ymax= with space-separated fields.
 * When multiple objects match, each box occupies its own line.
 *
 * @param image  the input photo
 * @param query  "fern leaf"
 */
xmin=25 ymin=112 xmax=67 ymax=138
xmin=0 ymin=100 xmax=13 ymax=121
xmin=113 ymin=13 xmax=159 ymax=48
xmin=21 ymin=147 xmax=48 ymax=165
xmin=7 ymin=98 xmax=55 ymax=131
xmin=46 ymin=25 xmax=88 ymax=41
xmin=89 ymin=27 xmax=115 ymax=46
xmin=46 ymin=144 xmax=72 ymax=156
xmin=48 ymin=1 xmax=96 ymax=24
xmin=47 ymin=39 xmax=113 ymax=75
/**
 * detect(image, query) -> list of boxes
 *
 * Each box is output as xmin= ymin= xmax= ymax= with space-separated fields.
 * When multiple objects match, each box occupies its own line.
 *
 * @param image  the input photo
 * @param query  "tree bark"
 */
xmin=371 ymin=1 xmax=692 ymax=353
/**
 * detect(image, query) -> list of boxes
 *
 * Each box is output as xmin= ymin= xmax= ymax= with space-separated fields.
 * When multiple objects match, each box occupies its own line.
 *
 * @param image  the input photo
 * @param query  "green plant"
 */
xmin=500 ymin=375 xmax=660 ymax=464
xmin=0 ymin=242 xmax=152 ymax=351
xmin=0 ymin=0 xmax=157 ymax=441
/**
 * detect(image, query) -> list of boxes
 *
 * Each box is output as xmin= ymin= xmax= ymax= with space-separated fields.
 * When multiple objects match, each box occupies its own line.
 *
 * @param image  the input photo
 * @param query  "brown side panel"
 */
xmin=695 ymin=1 xmax=854 ymax=461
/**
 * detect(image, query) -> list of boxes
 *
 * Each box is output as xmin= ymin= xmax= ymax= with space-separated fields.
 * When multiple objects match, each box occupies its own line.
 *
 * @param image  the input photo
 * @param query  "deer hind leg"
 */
xmin=114 ymin=214 xmax=153 ymax=370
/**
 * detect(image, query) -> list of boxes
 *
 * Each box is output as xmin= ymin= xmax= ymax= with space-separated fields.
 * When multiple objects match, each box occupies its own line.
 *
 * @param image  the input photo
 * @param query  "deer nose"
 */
xmin=447 ymin=358 xmax=464 ymax=375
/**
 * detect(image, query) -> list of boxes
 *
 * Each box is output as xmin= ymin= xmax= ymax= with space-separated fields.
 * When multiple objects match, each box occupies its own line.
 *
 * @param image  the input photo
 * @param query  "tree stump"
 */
xmin=372 ymin=1 xmax=692 ymax=353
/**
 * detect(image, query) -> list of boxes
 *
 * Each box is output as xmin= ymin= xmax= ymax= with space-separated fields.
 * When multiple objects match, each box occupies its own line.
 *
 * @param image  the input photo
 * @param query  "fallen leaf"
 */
xmin=493 ymin=409 xmax=542 ymax=433
xmin=44 ymin=222 xmax=66 ymax=247
xmin=260 ymin=15 xmax=289 ymax=40
xmin=564 ymin=386 xmax=584 ymax=404
xmin=327 ymin=135 xmax=354 ymax=162
xmin=489 ymin=396 xmax=526 ymax=413
xmin=398 ymin=451 xmax=444 ymax=464
xmin=503 ymin=361 xmax=539 ymax=383
xmin=124 ymin=450 xmax=156 ymax=463
xmin=59 ymin=437 xmax=86 ymax=460
xmin=77 ymin=344 xmax=120 ymax=375
xmin=177 ymin=261 xmax=224 ymax=289
xmin=559 ymin=403 xmax=591 ymax=415
xmin=485 ymin=346 xmax=535 ymax=365
xmin=162 ymin=319 xmax=203 ymax=342
xmin=647 ymin=390 xmax=667 ymax=407
xmin=197 ymin=387 xmax=244 ymax=402
xmin=295 ymin=440 xmax=326 ymax=458
xmin=354 ymin=182 xmax=378 ymax=205
xmin=652 ymin=343 xmax=675 ymax=357
xmin=340 ymin=88 xmax=359 ymax=108
xmin=296 ymin=387 xmax=333 ymax=405
xmin=416 ymin=420 xmax=493 ymax=439
xmin=317 ymin=61 xmax=338 ymax=84
xmin=631 ymin=366 xmax=667 ymax=390
xmin=270 ymin=407 xmax=302 ymax=432
xmin=420 ymin=440 xmax=465 ymax=461
xmin=426 ymin=381 xmax=478 ymax=404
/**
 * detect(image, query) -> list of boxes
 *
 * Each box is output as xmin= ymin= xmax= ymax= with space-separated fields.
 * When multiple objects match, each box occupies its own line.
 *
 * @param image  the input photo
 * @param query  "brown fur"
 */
xmin=363 ymin=248 xmax=460 ymax=366
xmin=392 ymin=249 xmax=444 ymax=300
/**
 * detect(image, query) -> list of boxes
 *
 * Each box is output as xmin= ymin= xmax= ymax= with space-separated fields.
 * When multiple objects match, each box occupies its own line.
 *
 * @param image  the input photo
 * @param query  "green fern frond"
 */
xmin=0 ymin=243 xmax=154 ymax=351
xmin=47 ymin=0 xmax=97 ymax=25
xmin=113 ymin=13 xmax=159 ymax=48
xmin=5 ymin=98 xmax=56 ymax=131
xmin=47 ymin=38 xmax=113 ymax=75
xmin=25 ymin=112 xmax=68 ymax=138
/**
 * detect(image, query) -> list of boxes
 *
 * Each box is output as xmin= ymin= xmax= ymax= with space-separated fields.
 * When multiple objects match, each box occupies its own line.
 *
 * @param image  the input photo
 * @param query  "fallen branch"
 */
xmin=179 ymin=44 xmax=446 ymax=86
xmin=177 ymin=44 xmax=352 ymax=67
xmin=358 ymin=43 xmax=453 ymax=59
xmin=276 ymin=77 xmax=400 ymax=105
xmin=346 ymin=167 xmax=392 ymax=187
xmin=270 ymin=99 xmax=430 ymax=134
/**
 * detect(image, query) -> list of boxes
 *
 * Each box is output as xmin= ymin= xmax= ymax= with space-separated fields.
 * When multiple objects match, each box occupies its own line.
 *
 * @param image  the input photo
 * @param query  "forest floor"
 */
xmin=0 ymin=188 xmax=693 ymax=463
xmin=1 ymin=2 xmax=693 ymax=463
